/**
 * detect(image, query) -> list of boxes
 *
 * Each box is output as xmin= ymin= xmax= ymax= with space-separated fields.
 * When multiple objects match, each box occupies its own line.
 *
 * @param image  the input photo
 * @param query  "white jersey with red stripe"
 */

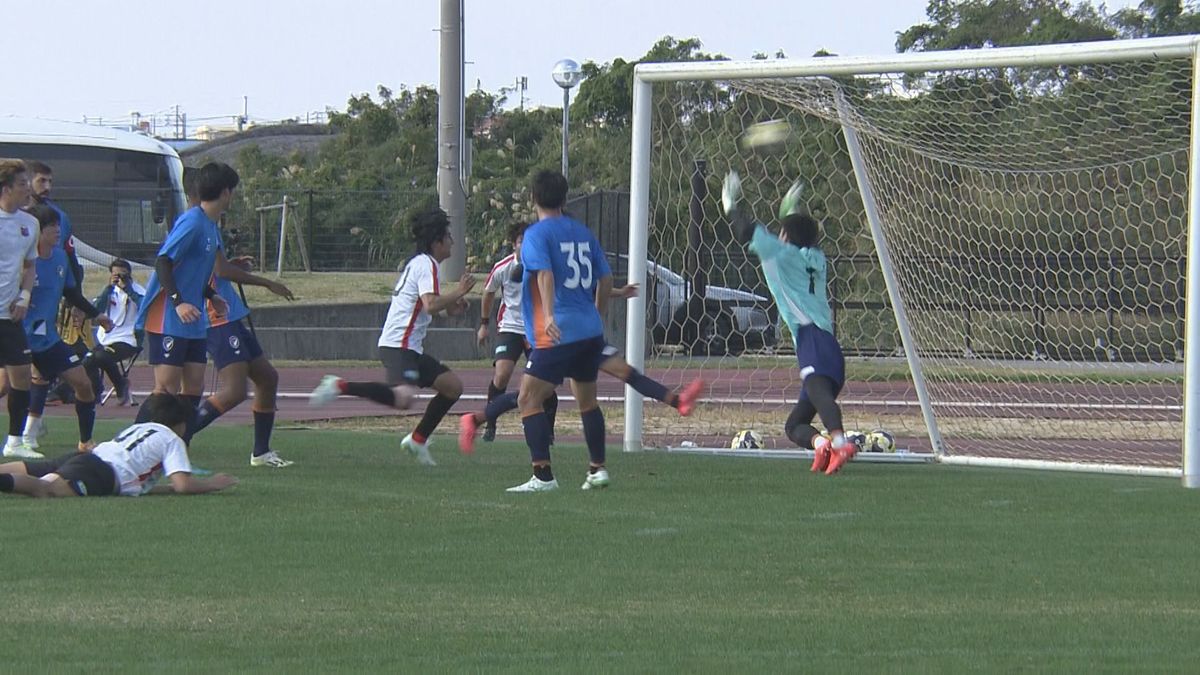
xmin=379 ymin=253 xmax=441 ymax=353
xmin=484 ymin=253 xmax=525 ymax=335
xmin=90 ymin=423 xmax=193 ymax=496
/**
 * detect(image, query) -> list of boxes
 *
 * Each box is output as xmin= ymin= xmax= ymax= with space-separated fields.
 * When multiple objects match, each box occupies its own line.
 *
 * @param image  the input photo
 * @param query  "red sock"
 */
xmin=412 ymin=431 xmax=428 ymax=445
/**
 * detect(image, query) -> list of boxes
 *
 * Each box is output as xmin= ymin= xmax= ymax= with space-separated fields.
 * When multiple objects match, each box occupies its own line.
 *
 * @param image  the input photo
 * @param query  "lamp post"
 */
xmin=551 ymin=58 xmax=583 ymax=181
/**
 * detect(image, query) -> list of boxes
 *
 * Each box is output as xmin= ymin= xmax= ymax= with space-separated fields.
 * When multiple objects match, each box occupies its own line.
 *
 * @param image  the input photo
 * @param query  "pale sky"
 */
xmin=12 ymin=0 xmax=1147 ymax=129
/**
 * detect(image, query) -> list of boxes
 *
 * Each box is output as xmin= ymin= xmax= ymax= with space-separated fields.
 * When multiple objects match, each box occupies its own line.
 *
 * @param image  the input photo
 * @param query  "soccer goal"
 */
xmin=622 ymin=36 xmax=1200 ymax=486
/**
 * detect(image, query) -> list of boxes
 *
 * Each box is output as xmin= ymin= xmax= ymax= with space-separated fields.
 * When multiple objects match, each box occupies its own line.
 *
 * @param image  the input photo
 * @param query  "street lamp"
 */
xmin=551 ymin=58 xmax=583 ymax=181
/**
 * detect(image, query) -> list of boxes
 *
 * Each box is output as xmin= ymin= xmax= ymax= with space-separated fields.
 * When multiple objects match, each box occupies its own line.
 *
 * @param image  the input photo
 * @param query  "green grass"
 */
xmin=4 ymin=417 xmax=1199 ymax=671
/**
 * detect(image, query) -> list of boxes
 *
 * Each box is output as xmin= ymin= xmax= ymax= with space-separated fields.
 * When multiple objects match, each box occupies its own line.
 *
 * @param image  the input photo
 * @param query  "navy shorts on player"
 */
xmin=207 ymin=320 xmax=264 ymax=370
xmin=493 ymin=331 xmax=530 ymax=364
xmin=380 ymin=346 xmax=449 ymax=388
xmin=146 ymin=332 xmax=207 ymax=367
xmin=0 ymin=319 xmax=33 ymax=366
xmin=525 ymin=335 xmax=612 ymax=386
xmin=794 ymin=323 xmax=846 ymax=399
xmin=31 ymin=340 xmax=84 ymax=380
xmin=22 ymin=452 xmax=119 ymax=496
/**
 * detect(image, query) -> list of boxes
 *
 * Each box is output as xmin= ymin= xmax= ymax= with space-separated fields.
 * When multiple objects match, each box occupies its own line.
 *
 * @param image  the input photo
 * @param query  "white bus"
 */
xmin=0 ymin=116 xmax=187 ymax=268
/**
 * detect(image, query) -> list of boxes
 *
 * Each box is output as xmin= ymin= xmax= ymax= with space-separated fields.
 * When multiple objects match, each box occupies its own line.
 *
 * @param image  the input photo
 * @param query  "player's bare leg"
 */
xmin=59 ymin=365 xmax=98 ymax=451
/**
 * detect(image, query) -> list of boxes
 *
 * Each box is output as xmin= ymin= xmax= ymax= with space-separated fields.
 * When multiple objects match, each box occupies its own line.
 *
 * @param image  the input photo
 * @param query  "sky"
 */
xmin=12 ymin=0 xmax=1148 ymax=131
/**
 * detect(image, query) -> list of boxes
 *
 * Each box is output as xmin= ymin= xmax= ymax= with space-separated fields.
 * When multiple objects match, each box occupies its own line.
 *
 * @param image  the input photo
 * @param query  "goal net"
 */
xmin=624 ymin=37 xmax=1200 ymax=480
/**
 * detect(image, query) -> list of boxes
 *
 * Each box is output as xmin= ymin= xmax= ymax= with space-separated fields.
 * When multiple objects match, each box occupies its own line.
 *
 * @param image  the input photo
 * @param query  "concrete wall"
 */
xmin=249 ymin=297 xmax=631 ymax=362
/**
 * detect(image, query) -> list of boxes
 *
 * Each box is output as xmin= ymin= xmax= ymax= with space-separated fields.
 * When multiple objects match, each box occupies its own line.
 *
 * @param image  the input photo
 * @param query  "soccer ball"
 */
xmin=740 ymin=119 xmax=790 ymax=151
xmin=845 ymin=430 xmax=868 ymax=451
xmin=731 ymin=429 xmax=764 ymax=449
xmin=866 ymin=430 xmax=896 ymax=453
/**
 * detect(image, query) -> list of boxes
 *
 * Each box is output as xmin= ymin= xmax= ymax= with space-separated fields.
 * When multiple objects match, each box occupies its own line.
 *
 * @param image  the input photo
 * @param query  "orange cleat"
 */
xmin=824 ymin=439 xmax=858 ymax=475
xmin=677 ymin=378 xmax=705 ymax=417
xmin=811 ymin=436 xmax=832 ymax=473
xmin=458 ymin=413 xmax=479 ymax=455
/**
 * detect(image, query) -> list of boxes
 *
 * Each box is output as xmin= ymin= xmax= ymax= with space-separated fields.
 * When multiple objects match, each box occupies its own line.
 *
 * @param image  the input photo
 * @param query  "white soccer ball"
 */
xmin=731 ymin=429 xmax=764 ymax=449
xmin=740 ymin=119 xmax=791 ymax=151
xmin=845 ymin=430 xmax=868 ymax=451
xmin=867 ymin=430 xmax=896 ymax=453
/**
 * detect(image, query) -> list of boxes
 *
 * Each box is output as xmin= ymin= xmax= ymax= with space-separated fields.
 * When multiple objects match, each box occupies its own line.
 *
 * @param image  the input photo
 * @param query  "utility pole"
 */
xmin=438 ymin=0 xmax=466 ymax=279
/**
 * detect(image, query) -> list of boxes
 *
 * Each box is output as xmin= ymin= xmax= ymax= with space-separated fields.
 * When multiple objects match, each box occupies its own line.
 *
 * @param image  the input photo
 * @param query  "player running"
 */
xmin=308 ymin=207 xmax=472 ymax=466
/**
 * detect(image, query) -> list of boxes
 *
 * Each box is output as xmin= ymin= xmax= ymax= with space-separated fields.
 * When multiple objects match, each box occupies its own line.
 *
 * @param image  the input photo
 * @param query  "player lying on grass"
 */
xmin=722 ymin=172 xmax=857 ymax=475
xmin=0 ymin=393 xmax=238 ymax=498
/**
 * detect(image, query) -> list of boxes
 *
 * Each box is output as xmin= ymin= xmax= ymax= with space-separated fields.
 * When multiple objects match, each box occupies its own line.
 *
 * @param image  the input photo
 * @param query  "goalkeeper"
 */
xmin=722 ymin=172 xmax=857 ymax=475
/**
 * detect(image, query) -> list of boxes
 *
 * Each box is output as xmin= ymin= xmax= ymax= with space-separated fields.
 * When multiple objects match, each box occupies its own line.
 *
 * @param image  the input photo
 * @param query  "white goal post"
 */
xmin=623 ymin=36 xmax=1200 ymax=487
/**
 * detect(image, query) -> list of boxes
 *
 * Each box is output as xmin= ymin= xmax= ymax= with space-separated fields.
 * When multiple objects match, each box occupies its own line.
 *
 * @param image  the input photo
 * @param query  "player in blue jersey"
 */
xmin=134 ymin=162 xmax=293 ymax=433
xmin=176 ymin=172 xmax=294 ymax=465
xmin=723 ymin=172 xmax=857 ymax=475
xmin=18 ymin=205 xmax=114 ymax=456
xmin=505 ymin=170 xmax=614 ymax=493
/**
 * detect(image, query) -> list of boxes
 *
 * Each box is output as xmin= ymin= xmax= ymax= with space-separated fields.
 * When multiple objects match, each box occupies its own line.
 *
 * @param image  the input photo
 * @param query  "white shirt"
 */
xmin=0 ymin=208 xmax=38 ymax=321
xmin=378 ymin=253 xmax=440 ymax=353
xmin=484 ymin=253 xmax=525 ymax=335
xmin=97 ymin=281 xmax=146 ymax=348
xmin=91 ymin=422 xmax=193 ymax=496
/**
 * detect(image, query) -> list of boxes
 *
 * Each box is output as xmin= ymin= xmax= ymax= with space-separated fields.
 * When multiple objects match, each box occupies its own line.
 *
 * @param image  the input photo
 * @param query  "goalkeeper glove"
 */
xmin=721 ymin=171 xmax=742 ymax=216
xmin=779 ymin=180 xmax=804 ymax=219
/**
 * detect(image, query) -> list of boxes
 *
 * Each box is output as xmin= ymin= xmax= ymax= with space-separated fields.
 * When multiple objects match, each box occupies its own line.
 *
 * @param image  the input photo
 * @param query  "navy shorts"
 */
xmin=31 ymin=341 xmax=84 ymax=380
xmin=146 ymin=332 xmax=208 ymax=366
xmin=207 ymin=320 xmax=264 ymax=370
xmin=794 ymin=323 xmax=846 ymax=400
xmin=525 ymin=336 xmax=613 ymax=386
xmin=493 ymin=331 xmax=531 ymax=364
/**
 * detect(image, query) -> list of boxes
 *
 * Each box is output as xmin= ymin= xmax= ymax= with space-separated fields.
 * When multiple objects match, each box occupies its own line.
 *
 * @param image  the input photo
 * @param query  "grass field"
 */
xmin=3 ymin=416 xmax=1198 ymax=671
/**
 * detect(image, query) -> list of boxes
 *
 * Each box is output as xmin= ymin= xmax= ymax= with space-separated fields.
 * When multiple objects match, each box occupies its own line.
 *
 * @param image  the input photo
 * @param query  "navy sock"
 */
xmin=485 ymin=392 xmax=519 ymax=424
xmin=581 ymin=407 xmax=606 ymax=466
xmin=522 ymin=411 xmax=553 ymax=464
xmin=253 ymin=410 xmax=275 ymax=456
xmin=29 ymin=382 xmax=49 ymax=416
xmin=486 ymin=382 xmax=503 ymax=428
xmin=180 ymin=394 xmax=202 ymax=444
xmin=625 ymin=370 xmax=669 ymax=404
xmin=0 ymin=474 xmax=13 ymax=492
xmin=193 ymin=399 xmax=223 ymax=435
xmin=7 ymin=388 xmax=30 ymax=437
xmin=533 ymin=464 xmax=554 ymax=482
xmin=342 ymin=381 xmax=396 ymax=407
xmin=75 ymin=400 xmax=97 ymax=443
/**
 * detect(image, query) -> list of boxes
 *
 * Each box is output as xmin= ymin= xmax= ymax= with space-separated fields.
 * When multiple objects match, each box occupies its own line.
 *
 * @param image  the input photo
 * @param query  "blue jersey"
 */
xmin=749 ymin=224 xmax=833 ymax=334
xmin=24 ymin=247 xmax=73 ymax=352
xmin=207 ymin=276 xmax=251 ymax=328
xmin=520 ymin=214 xmax=611 ymax=348
xmin=136 ymin=206 xmax=223 ymax=339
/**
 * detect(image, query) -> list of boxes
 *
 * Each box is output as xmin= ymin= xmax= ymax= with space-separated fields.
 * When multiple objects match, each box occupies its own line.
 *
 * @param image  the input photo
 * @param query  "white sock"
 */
xmin=6 ymin=435 xmax=21 ymax=447
xmin=22 ymin=416 xmax=41 ymax=440
xmin=831 ymin=432 xmax=847 ymax=448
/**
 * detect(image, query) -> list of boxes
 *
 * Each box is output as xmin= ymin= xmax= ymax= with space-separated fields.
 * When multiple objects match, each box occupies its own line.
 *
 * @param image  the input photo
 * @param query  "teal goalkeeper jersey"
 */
xmin=748 ymin=224 xmax=833 ymax=334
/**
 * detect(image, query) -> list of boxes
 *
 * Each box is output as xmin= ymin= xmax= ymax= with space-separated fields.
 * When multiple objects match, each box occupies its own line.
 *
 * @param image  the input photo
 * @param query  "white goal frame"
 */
xmin=623 ymin=35 xmax=1200 ymax=488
